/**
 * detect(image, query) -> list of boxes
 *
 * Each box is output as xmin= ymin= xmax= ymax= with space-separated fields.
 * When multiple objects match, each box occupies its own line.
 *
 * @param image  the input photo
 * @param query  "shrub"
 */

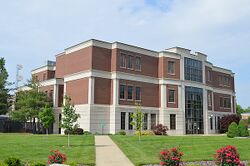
xmin=117 ymin=130 xmax=126 ymax=135
xmin=153 ymin=124 xmax=168 ymax=135
xmin=135 ymin=130 xmax=155 ymax=136
xmin=214 ymin=145 xmax=244 ymax=166
xmin=48 ymin=150 xmax=67 ymax=164
xmin=220 ymin=115 xmax=240 ymax=133
xmin=83 ymin=131 xmax=92 ymax=135
xmin=227 ymin=122 xmax=239 ymax=138
xmin=159 ymin=147 xmax=183 ymax=166
xmin=238 ymin=120 xmax=249 ymax=137
xmin=4 ymin=157 xmax=21 ymax=166
xmin=0 ymin=163 xmax=8 ymax=166
xmin=73 ymin=128 xmax=84 ymax=135
xmin=64 ymin=129 xmax=73 ymax=135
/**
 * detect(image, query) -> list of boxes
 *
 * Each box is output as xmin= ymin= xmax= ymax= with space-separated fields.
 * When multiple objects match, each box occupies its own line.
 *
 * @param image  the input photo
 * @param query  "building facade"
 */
xmin=31 ymin=39 xmax=236 ymax=135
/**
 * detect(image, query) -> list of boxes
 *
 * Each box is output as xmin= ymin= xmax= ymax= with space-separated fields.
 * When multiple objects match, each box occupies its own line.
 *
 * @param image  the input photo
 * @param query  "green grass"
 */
xmin=0 ymin=134 xmax=95 ymax=165
xmin=110 ymin=135 xmax=250 ymax=166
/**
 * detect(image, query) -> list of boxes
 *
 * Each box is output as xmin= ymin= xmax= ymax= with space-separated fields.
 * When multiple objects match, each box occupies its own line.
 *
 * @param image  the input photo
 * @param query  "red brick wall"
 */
xmin=33 ymin=70 xmax=55 ymax=81
xmin=92 ymin=46 xmax=111 ymax=72
xmin=55 ymin=47 xmax=92 ymax=78
xmin=158 ymin=57 xmax=180 ymax=79
xmin=214 ymin=92 xmax=232 ymax=112
xmin=166 ymin=84 xmax=178 ymax=108
xmin=119 ymin=80 xmax=159 ymax=107
xmin=205 ymin=66 xmax=234 ymax=91
xmin=66 ymin=78 xmax=88 ymax=105
xmin=112 ymin=49 xmax=158 ymax=78
xmin=94 ymin=77 xmax=111 ymax=105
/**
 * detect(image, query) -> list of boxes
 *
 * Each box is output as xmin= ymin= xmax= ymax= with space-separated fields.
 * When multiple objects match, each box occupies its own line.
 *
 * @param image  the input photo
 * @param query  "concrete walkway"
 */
xmin=95 ymin=135 xmax=134 ymax=166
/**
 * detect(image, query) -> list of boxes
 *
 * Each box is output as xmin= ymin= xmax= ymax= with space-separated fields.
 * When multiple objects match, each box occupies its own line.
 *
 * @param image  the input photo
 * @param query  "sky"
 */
xmin=1 ymin=0 xmax=250 ymax=108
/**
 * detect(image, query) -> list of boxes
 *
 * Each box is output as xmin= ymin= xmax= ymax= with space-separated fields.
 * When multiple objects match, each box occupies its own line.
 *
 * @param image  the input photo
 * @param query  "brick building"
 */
xmin=30 ymin=39 xmax=236 ymax=135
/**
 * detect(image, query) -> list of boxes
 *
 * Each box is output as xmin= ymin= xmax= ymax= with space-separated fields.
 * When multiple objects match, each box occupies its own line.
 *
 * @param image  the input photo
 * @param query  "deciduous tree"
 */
xmin=61 ymin=96 xmax=80 ymax=147
xmin=39 ymin=105 xmax=55 ymax=135
xmin=130 ymin=103 xmax=144 ymax=141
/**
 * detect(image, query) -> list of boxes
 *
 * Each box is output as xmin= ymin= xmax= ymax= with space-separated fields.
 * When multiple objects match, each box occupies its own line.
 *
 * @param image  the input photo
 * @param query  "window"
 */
xmin=210 ymin=117 xmax=213 ymax=130
xmin=119 ymin=84 xmax=125 ymax=99
xmin=220 ymin=97 xmax=231 ymax=108
xmin=119 ymin=53 xmax=126 ymax=68
xmin=170 ymin=114 xmax=176 ymax=130
xmin=127 ymin=55 xmax=133 ymax=69
xmin=208 ymin=70 xmax=212 ymax=82
xmin=43 ymin=73 xmax=46 ymax=81
xmin=151 ymin=114 xmax=156 ymax=129
xmin=168 ymin=61 xmax=175 ymax=74
xmin=223 ymin=97 xmax=231 ymax=108
xmin=127 ymin=86 xmax=133 ymax=100
xmin=184 ymin=57 xmax=203 ymax=82
xmin=135 ymin=57 xmax=141 ymax=70
xmin=121 ymin=112 xmax=126 ymax=130
xmin=217 ymin=117 xmax=221 ymax=130
xmin=135 ymin=87 xmax=141 ymax=101
xmin=208 ymin=92 xmax=212 ymax=107
xmin=144 ymin=113 xmax=148 ymax=130
xmin=168 ymin=89 xmax=175 ymax=103
xmin=219 ymin=75 xmax=230 ymax=87
xmin=128 ymin=112 xmax=133 ymax=130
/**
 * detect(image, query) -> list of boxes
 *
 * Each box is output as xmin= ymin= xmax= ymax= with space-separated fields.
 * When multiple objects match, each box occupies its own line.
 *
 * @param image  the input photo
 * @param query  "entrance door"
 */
xmin=185 ymin=86 xmax=204 ymax=134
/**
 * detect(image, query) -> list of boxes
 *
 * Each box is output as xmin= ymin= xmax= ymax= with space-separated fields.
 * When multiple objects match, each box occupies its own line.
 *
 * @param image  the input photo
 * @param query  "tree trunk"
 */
xmin=67 ymin=133 xmax=70 ymax=147
xmin=32 ymin=118 xmax=36 ymax=134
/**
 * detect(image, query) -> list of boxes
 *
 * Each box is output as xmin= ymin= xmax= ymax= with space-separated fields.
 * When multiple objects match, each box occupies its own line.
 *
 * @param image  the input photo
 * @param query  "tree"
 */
xmin=0 ymin=58 xmax=11 ymax=115
xmin=10 ymin=77 xmax=51 ymax=133
xmin=61 ymin=96 xmax=80 ymax=147
xmin=227 ymin=122 xmax=239 ymax=138
xmin=130 ymin=103 xmax=144 ymax=141
xmin=248 ymin=116 xmax=250 ymax=125
xmin=238 ymin=120 xmax=249 ymax=137
xmin=39 ymin=105 xmax=55 ymax=135
xmin=236 ymin=104 xmax=245 ymax=116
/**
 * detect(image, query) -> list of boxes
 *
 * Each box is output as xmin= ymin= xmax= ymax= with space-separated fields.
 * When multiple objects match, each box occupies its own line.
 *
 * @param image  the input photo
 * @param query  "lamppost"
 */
xmin=13 ymin=64 xmax=23 ymax=111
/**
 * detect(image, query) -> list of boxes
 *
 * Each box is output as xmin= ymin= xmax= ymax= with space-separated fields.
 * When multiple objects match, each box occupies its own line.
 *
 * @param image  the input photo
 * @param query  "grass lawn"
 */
xmin=0 ymin=133 xmax=95 ymax=165
xmin=111 ymin=135 xmax=250 ymax=166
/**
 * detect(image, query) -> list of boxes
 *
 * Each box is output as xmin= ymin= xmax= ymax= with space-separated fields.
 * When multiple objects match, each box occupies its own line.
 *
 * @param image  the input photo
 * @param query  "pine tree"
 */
xmin=0 ymin=58 xmax=11 ymax=115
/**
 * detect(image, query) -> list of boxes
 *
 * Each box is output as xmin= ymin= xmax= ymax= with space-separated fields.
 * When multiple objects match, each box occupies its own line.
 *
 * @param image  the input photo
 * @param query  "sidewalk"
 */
xmin=95 ymin=135 xmax=134 ymax=166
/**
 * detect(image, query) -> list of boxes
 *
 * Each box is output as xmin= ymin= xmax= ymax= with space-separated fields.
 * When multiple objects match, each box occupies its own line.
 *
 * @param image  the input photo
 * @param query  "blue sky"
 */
xmin=1 ymin=0 xmax=250 ymax=108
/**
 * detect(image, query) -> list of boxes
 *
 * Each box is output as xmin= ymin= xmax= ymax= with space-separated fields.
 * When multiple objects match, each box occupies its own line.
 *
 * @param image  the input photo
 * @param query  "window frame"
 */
xmin=170 ymin=114 xmax=176 ymax=130
xmin=167 ymin=61 xmax=175 ymax=75
xmin=135 ymin=86 xmax=141 ymax=101
xmin=127 ymin=55 xmax=133 ymax=69
xmin=119 ymin=53 xmax=126 ymax=68
xmin=168 ymin=89 xmax=176 ymax=103
xmin=127 ymin=85 xmax=133 ymax=100
xmin=119 ymin=84 xmax=126 ymax=100
xmin=135 ymin=56 xmax=141 ymax=71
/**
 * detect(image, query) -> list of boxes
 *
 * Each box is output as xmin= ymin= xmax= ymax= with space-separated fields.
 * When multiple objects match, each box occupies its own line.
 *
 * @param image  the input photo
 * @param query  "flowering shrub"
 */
xmin=48 ymin=150 xmax=67 ymax=164
xmin=153 ymin=124 xmax=168 ymax=135
xmin=159 ymin=147 xmax=183 ymax=166
xmin=214 ymin=145 xmax=244 ymax=166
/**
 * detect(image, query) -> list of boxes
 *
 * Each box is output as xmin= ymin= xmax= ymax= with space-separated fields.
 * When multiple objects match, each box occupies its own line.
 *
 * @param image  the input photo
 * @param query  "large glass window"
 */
xmin=170 ymin=114 xmax=176 ymax=130
xmin=119 ymin=84 xmax=125 ymax=99
xmin=127 ymin=86 xmax=133 ymax=100
xmin=136 ymin=87 xmax=141 ymax=101
xmin=220 ymin=97 xmax=231 ymax=108
xmin=168 ymin=89 xmax=175 ymax=103
xmin=121 ymin=112 xmax=126 ymax=130
xmin=219 ymin=75 xmax=230 ymax=86
xmin=184 ymin=57 xmax=203 ymax=82
xmin=119 ymin=53 xmax=126 ymax=68
xmin=185 ymin=86 xmax=204 ymax=134
xmin=208 ymin=70 xmax=212 ymax=82
xmin=127 ymin=55 xmax=133 ymax=69
xmin=135 ymin=57 xmax=141 ymax=70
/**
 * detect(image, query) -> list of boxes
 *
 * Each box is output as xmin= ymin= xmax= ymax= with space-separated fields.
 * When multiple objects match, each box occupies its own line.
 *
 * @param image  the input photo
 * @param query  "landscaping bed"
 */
xmin=110 ymin=135 xmax=250 ymax=166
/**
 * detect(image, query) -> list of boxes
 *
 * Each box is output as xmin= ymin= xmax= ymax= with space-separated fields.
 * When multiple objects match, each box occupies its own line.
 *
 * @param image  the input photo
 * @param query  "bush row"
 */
xmin=227 ymin=120 xmax=249 ymax=138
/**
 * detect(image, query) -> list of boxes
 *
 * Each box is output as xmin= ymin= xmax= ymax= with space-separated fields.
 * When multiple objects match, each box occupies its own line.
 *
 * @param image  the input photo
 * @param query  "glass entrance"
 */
xmin=185 ymin=86 xmax=204 ymax=134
